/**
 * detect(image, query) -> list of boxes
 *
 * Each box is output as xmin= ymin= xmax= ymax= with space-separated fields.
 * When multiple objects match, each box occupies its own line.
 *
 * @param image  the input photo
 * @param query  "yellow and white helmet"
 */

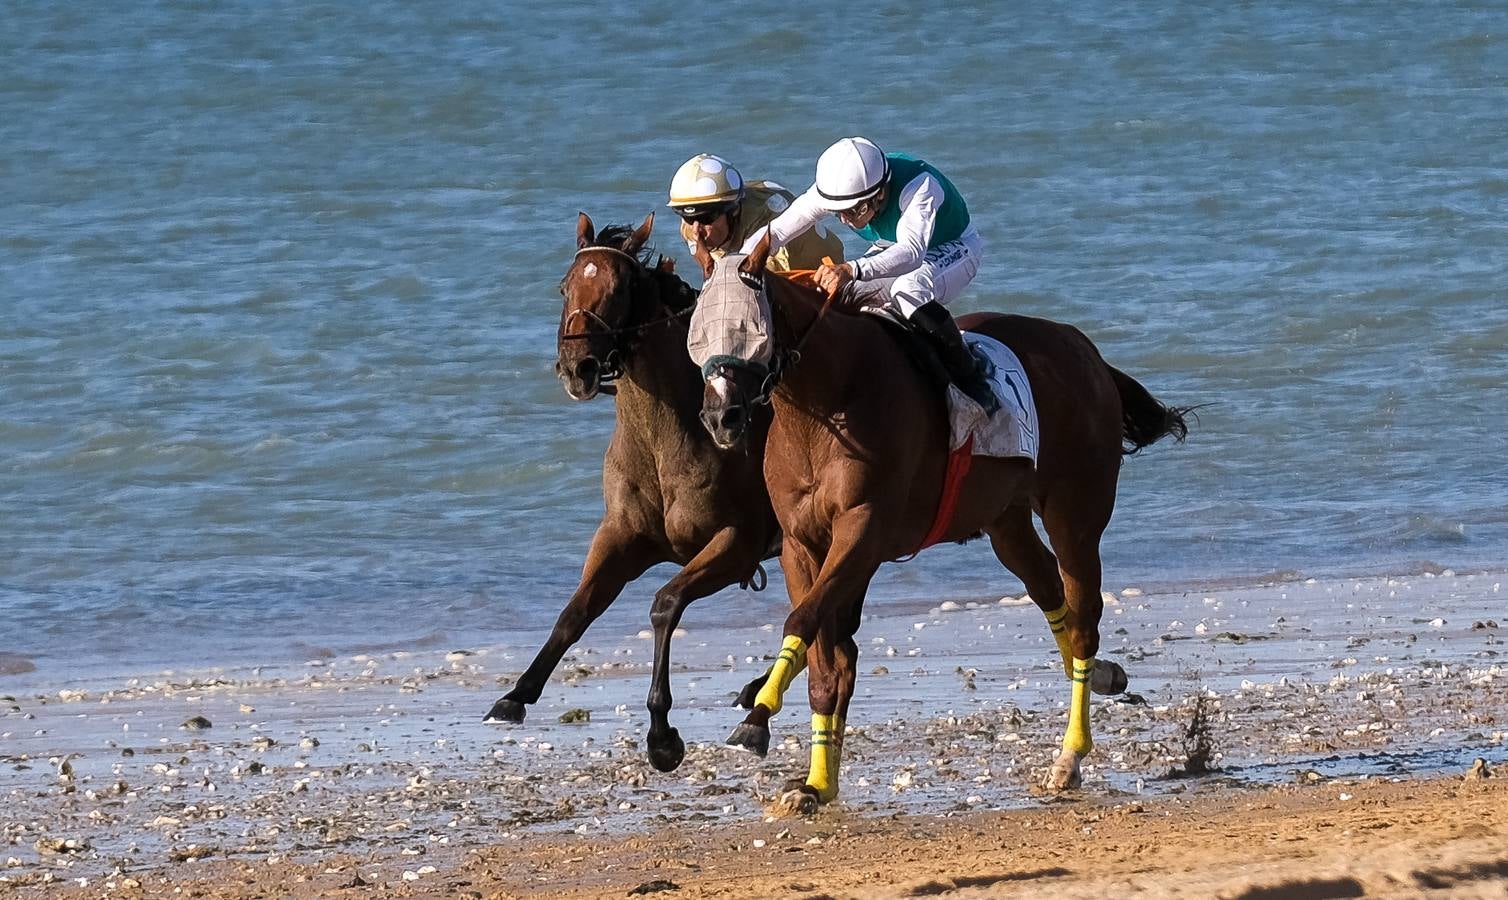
xmin=667 ymin=154 xmax=745 ymax=218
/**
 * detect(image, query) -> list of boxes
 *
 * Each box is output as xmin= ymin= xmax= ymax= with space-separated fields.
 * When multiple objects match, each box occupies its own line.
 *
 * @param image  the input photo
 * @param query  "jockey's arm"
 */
xmin=739 ymin=187 xmax=826 ymax=256
xmin=849 ymin=173 xmax=941 ymax=281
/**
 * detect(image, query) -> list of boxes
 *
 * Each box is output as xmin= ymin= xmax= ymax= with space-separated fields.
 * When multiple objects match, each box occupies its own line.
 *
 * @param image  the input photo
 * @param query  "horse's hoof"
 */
xmin=483 ymin=698 xmax=526 ymax=724
xmin=734 ymin=674 xmax=768 ymax=709
xmin=725 ymin=722 xmax=770 ymax=757
xmin=1044 ymin=749 xmax=1084 ymax=792
xmin=1091 ymin=660 xmax=1129 ymax=696
xmin=647 ymin=728 xmax=686 ymax=773
xmin=770 ymin=785 xmax=820 ymax=817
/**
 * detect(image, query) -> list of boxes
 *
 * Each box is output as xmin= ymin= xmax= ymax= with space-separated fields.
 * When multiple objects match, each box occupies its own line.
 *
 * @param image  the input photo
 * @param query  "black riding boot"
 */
xmin=910 ymin=302 xmax=1000 ymax=416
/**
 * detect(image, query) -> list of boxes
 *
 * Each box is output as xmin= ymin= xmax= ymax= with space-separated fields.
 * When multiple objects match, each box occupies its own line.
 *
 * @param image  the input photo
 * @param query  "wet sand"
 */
xmin=2 ymin=569 xmax=1504 ymax=896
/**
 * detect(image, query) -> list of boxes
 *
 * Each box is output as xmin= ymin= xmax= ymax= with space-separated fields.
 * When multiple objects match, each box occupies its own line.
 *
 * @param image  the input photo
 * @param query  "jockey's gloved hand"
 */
xmin=814 ymin=260 xmax=853 ymax=300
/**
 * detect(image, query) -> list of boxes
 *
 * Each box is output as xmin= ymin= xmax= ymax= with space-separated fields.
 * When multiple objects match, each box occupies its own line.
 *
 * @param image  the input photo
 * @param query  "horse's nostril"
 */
xmin=723 ymin=406 xmax=745 ymax=428
xmin=573 ymin=358 xmax=600 ymax=381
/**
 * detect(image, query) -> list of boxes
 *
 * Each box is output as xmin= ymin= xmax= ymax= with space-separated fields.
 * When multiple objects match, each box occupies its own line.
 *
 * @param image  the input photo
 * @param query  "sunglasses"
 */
xmin=676 ymin=206 xmax=729 ymax=226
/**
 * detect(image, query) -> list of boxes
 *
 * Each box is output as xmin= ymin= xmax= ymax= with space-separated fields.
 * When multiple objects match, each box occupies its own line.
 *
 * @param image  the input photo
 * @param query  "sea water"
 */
xmin=2 ymin=1 xmax=1506 ymax=679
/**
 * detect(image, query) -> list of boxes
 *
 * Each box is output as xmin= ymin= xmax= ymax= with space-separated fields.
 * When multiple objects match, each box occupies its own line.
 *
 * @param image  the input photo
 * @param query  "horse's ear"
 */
xmin=576 ymin=212 xmax=595 ymax=250
xmin=741 ymin=229 xmax=772 ymax=278
xmin=622 ymin=212 xmax=654 ymax=256
xmin=657 ymin=256 xmax=676 ymax=274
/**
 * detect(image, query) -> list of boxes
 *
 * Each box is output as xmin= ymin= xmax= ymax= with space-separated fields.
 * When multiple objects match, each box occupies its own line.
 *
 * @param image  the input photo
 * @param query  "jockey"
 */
xmin=668 ymin=154 xmax=845 ymax=273
xmin=741 ymin=137 xmax=999 ymax=415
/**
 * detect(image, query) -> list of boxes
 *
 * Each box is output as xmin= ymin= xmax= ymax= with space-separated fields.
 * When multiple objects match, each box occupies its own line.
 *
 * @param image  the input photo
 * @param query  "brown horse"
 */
xmin=694 ymin=235 xmax=1189 ymax=808
xmin=483 ymin=213 xmax=779 ymax=773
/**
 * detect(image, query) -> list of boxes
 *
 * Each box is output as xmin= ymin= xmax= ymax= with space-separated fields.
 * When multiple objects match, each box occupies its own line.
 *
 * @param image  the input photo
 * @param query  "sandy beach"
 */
xmin=3 ymin=568 xmax=1505 ymax=897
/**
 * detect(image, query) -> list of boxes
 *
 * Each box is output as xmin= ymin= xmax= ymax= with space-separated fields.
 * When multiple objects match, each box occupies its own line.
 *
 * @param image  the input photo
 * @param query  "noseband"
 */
xmin=560 ymin=245 xmax=695 ymax=384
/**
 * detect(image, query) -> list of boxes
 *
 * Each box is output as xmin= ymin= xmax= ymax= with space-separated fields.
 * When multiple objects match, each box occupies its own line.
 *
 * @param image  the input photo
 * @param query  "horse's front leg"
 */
xmin=645 ymin=525 xmax=763 ymax=772
xmin=731 ymin=513 xmax=881 ymax=812
xmin=726 ymin=541 xmax=818 ymax=757
xmin=484 ymin=524 xmax=654 ymax=723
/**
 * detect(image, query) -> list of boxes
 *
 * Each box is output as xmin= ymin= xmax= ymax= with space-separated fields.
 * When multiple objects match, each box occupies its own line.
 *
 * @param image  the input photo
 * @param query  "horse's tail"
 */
xmin=1108 ymin=365 xmax=1191 ymax=455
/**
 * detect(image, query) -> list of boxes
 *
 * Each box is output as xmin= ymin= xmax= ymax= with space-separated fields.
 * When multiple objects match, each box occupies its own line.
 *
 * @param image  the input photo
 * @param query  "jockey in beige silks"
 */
xmin=667 ymin=154 xmax=844 ymax=274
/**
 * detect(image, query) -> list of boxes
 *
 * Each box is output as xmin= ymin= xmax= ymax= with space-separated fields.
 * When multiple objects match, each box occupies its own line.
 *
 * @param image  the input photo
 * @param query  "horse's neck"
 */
xmin=768 ymin=279 xmax=873 ymax=406
xmin=613 ymin=274 xmax=705 ymax=443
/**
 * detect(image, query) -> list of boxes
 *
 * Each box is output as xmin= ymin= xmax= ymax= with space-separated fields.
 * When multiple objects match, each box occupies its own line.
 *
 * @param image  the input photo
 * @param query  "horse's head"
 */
xmin=690 ymin=232 xmax=776 ymax=449
xmin=555 ymin=212 xmax=659 ymax=400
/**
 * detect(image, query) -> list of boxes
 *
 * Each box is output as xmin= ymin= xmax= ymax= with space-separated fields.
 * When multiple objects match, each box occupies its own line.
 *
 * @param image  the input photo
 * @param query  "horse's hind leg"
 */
xmin=485 ymin=524 xmax=655 ymax=724
xmin=1039 ymin=470 xmax=1120 ymax=791
xmin=986 ymin=503 xmax=1072 ymax=677
xmin=986 ymin=504 xmax=1127 ymax=696
xmin=645 ymin=525 xmax=765 ymax=772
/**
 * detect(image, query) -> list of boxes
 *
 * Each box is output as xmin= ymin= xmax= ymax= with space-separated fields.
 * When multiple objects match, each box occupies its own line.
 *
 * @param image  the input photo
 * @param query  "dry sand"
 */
xmin=2 ymin=569 xmax=1504 ymax=897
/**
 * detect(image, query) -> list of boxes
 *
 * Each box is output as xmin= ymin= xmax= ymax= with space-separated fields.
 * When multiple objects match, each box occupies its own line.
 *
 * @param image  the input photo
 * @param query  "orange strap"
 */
xmin=773 ymin=257 xmax=839 ymax=292
xmin=776 ymin=269 xmax=821 ymax=290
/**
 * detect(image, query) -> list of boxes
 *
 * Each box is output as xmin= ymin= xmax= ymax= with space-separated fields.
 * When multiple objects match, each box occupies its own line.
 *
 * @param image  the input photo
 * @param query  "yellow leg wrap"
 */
xmin=759 ymin=653 xmax=807 ymax=694
xmin=1043 ymin=605 xmax=1074 ymax=678
xmin=806 ymin=713 xmax=844 ymax=802
xmin=1062 ymin=657 xmax=1095 ymax=755
xmin=753 ymin=635 xmax=808 ymax=715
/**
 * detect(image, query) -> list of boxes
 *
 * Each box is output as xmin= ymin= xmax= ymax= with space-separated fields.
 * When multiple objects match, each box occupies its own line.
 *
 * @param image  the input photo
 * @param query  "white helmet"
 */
xmin=814 ymin=137 xmax=888 ymax=210
xmin=667 ymin=154 xmax=745 ymax=217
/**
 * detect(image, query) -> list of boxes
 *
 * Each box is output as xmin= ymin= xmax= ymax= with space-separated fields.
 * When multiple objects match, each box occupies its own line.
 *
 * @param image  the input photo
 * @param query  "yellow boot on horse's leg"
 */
xmin=737 ymin=652 xmax=807 ymax=710
xmin=728 ymin=636 xmax=808 ymax=757
xmin=753 ymin=635 xmax=808 ymax=715
xmin=1042 ymin=605 xmax=1074 ymax=679
xmin=1046 ymin=657 xmax=1095 ymax=791
xmin=806 ymin=712 xmax=843 ymax=801
xmin=1044 ymin=607 xmax=1128 ymax=696
xmin=777 ymin=713 xmax=843 ymax=816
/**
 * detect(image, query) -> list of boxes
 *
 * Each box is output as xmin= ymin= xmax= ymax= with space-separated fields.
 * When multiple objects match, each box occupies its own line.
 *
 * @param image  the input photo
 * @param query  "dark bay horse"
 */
xmin=694 ymin=235 xmax=1189 ymax=807
xmin=483 ymin=213 xmax=779 ymax=773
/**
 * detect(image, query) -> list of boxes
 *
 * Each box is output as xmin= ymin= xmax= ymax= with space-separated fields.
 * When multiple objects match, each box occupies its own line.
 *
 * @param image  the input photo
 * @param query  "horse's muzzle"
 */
xmin=700 ymin=402 xmax=747 ymax=450
xmin=557 ymin=355 xmax=601 ymax=400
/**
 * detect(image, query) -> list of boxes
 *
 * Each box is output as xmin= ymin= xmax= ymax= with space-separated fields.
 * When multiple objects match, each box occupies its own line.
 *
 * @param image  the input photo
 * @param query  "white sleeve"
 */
xmin=739 ymin=186 xmax=829 ymax=256
xmin=850 ymin=173 xmax=939 ymax=281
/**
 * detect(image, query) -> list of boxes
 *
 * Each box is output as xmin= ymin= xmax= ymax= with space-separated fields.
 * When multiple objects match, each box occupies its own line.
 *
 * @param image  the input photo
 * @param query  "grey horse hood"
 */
xmin=687 ymin=254 xmax=774 ymax=374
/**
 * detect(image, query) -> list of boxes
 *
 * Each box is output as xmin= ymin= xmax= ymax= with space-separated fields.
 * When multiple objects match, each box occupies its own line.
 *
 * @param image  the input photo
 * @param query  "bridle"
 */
xmin=559 ymin=244 xmax=695 ymax=385
xmin=708 ymin=267 xmax=842 ymax=409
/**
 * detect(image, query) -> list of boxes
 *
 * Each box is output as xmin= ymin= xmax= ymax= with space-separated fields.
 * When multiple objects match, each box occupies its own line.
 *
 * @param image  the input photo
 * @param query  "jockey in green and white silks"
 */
xmin=740 ymin=137 xmax=998 ymax=414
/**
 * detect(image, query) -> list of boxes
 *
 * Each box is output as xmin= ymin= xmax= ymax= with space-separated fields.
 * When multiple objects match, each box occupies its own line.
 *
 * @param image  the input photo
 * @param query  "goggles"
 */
xmin=675 ymin=203 xmax=734 ymax=226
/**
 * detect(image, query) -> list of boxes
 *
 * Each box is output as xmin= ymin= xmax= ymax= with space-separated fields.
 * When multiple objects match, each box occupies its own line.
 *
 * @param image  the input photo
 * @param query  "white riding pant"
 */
xmin=849 ymin=226 xmax=984 ymax=319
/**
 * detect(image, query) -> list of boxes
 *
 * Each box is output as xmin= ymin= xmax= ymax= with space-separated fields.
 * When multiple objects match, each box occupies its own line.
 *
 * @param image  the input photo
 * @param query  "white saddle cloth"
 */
xmin=948 ymin=334 xmax=1039 ymax=462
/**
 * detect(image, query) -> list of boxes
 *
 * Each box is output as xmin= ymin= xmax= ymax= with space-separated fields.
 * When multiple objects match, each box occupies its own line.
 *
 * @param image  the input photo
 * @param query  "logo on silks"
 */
xmin=687 ymin=254 xmax=774 ymax=378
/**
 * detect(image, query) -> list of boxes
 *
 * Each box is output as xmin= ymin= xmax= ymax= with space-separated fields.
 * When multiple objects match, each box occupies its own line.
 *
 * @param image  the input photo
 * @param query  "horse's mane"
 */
xmin=593 ymin=224 xmax=697 ymax=314
xmin=591 ymin=225 xmax=659 ymax=267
